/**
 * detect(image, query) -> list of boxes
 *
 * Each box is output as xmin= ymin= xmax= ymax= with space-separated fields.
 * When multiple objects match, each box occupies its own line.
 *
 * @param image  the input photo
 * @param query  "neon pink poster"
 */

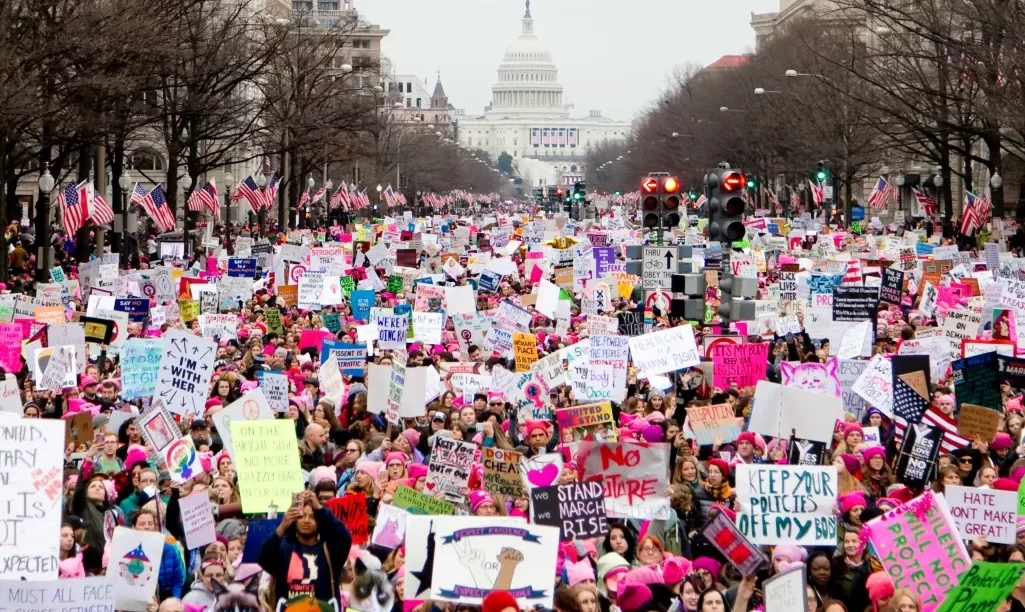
xmin=863 ymin=491 xmax=970 ymax=612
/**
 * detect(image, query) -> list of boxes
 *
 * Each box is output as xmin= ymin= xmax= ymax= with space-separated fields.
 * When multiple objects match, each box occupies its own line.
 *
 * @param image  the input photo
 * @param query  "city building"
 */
xmin=382 ymin=72 xmax=456 ymax=130
xmin=455 ymin=0 xmax=631 ymax=189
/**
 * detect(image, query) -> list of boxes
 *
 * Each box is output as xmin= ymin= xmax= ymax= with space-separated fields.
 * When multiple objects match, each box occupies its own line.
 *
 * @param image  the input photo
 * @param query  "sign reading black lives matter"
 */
xmin=530 ymin=481 xmax=608 ymax=541
xmin=878 ymin=268 xmax=904 ymax=306
xmin=832 ymin=286 xmax=879 ymax=322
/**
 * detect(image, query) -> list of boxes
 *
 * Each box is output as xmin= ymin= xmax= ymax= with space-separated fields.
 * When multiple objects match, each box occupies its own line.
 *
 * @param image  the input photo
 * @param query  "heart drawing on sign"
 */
xmin=520 ymin=453 xmax=564 ymax=489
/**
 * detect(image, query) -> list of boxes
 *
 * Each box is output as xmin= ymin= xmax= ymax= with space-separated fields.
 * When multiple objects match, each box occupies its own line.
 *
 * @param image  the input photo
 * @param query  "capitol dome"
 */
xmin=488 ymin=0 xmax=568 ymax=117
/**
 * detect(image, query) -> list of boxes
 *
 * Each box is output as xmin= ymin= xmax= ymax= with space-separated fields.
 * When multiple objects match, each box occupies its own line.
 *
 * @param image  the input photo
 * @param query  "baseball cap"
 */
xmin=432 ymin=411 xmax=446 ymax=422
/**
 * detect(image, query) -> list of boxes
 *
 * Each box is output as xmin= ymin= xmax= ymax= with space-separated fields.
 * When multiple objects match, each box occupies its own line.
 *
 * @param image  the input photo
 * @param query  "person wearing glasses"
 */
xmin=333 ymin=439 xmax=365 ymax=492
xmin=182 ymin=555 xmax=227 ymax=608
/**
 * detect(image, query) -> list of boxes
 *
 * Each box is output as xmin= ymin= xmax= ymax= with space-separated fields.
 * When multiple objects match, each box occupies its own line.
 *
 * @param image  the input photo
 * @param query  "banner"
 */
xmin=555 ymin=402 xmax=617 ymax=443
xmin=231 ymin=419 xmax=304 ymax=514
xmin=392 ymin=485 xmax=455 ymax=516
xmin=864 ymin=491 xmax=970 ymax=612
xmin=945 ymin=485 xmax=1016 ymax=544
xmin=530 ymin=481 xmax=608 ymax=541
xmin=687 ymin=403 xmax=741 ymax=445
xmin=0 ymin=419 xmax=63 ymax=580
xmin=628 ymin=326 xmax=700 ymax=375
xmin=735 ymin=464 xmax=838 ymax=545
xmin=0 ymin=577 xmax=116 ymax=612
xmin=574 ymin=442 xmax=670 ymax=519
xmin=431 ymin=520 xmax=559 ymax=608
xmin=325 ymin=493 xmax=369 ymax=545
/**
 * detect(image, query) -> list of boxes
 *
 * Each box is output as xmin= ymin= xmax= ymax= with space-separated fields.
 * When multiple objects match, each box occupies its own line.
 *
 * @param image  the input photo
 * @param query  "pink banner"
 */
xmin=864 ymin=491 xmax=970 ymax=612
xmin=0 ymin=323 xmax=21 ymax=373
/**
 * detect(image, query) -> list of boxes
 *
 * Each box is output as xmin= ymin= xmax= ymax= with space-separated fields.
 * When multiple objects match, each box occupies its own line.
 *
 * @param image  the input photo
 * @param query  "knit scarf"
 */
xmin=704 ymin=481 xmax=733 ymax=502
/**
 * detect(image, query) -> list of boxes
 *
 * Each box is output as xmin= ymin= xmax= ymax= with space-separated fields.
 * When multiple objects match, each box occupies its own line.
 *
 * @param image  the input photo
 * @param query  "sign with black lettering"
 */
xmin=735 ymin=465 xmax=838 ymax=545
xmin=617 ymin=309 xmax=643 ymax=337
xmin=952 ymin=353 xmax=1002 ymax=413
xmin=153 ymin=329 xmax=217 ymax=417
xmin=530 ymin=481 xmax=608 ymax=541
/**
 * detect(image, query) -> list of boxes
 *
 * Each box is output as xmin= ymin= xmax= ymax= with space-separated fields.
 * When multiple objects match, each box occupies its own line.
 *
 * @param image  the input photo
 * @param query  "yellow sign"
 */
xmin=34 ymin=306 xmax=66 ymax=324
xmin=178 ymin=300 xmax=199 ymax=323
xmin=278 ymin=285 xmax=298 ymax=307
xmin=513 ymin=331 xmax=537 ymax=372
xmin=231 ymin=419 xmax=304 ymax=514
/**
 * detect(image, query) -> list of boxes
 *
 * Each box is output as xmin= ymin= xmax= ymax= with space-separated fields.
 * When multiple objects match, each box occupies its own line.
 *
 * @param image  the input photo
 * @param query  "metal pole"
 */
xmin=35 ymin=189 xmax=49 ymax=283
xmin=223 ymin=187 xmax=231 ymax=255
xmin=121 ymin=191 xmax=129 ymax=269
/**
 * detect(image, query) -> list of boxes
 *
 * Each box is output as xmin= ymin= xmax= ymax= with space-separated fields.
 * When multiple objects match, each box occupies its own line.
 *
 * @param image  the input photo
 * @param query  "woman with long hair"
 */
xmin=673 ymin=456 xmax=704 ymax=492
xmin=932 ymin=465 xmax=964 ymax=494
xmin=211 ymin=476 xmax=240 ymax=504
xmin=860 ymin=446 xmax=894 ymax=498
xmin=602 ymin=524 xmax=637 ymax=565
xmin=696 ymin=459 xmax=735 ymax=517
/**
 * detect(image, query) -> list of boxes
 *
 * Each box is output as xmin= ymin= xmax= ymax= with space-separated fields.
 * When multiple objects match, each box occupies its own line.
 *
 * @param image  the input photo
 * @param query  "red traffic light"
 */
xmin=663 ymin=177 xmax=680 ymax=193
xmin=721 ymin=171 xmax=746 ymax=192
xmin=643 ymin=195 xmax=659 ymax=210
xmin=641 ymin=177 xmax=658 ymax=194
xmin=665 ymin=195 xmax=680 ymax=209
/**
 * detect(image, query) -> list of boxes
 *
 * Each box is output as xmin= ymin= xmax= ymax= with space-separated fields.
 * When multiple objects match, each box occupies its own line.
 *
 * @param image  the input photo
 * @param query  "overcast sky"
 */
xmin=361 ymin=0 xmax=780 ymax=123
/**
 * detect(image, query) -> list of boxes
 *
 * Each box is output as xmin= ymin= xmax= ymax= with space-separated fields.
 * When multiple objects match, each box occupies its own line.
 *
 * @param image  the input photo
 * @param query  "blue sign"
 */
xmin=114 ymin=298 xmax=150 ymax=323
xmin=915 ymin=242 xmax=935 ymax=256
xmin=321 ymin=338 xmax=367 ymax=376
xmin=479 ymin=271 xmax=502 ymax=293
xmin=350 ymin=290 xmax=375 ymax=321
xmin=227 ymin=258 xmax=257 ymax=278
xmin=850 ymin=206 xmax=865 ymax=221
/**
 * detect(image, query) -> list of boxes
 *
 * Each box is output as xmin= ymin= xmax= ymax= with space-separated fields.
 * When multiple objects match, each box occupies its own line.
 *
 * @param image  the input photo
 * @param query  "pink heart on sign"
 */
xmin=527 ymin=463 xmax=559 ymax=488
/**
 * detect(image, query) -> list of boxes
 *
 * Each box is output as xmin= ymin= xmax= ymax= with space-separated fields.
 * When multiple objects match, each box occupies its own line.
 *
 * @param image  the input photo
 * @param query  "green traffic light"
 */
xmin=816 ymin=170 xmax=828 ymax=181
xmin=689 ymin=190 xmax=698 ymax=200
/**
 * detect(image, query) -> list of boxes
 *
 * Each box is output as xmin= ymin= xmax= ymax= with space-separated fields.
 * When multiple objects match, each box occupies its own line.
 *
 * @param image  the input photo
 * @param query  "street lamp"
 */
xmin=180 ymin=173 xmax=192 ymax=259
xmin=36 ymin=168 xmax=55 ymax=282
xmin=785 ymin=69 xmax=799 ymax=78
xmin=223 ymin=172 xmax=233 ymax=252
xmin=340 ymin=64 xmax=353 ymax=72
xmin=671 ymin=132 xmax=679 ymax=138
xmin=991 ymin=173 xmax=1003 ymax=189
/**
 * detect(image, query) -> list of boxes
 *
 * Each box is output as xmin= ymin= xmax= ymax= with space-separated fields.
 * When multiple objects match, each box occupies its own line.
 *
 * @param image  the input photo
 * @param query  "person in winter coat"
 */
xmin=258 ymin=490 xmax=353 ymax=602
xmin=181 ymin=556 xmax=226 ymax=608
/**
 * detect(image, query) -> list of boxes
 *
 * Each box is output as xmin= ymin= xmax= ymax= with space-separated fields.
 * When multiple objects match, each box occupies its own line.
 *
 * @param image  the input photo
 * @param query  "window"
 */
xmin=468 ymin=137 xmax=473 ymax=146
xmin=416 ymin=98 xmax=421 ymax=108
xmin=317 ymin=0 xmax=337 ymax=9
xmin=406 ymin=98 xmax=411 ymax=108
xmin=129 ymin=149 xmax=164 ymax=171
xmin=514 ymin=139 xmax=518 ymax=146
xmin=406 ymin=82 xmax=412 ymax=92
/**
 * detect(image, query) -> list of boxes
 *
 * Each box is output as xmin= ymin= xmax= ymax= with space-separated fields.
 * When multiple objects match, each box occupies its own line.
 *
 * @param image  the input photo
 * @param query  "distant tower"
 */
xmin=430 ymin=70 xmax=448 ymax=109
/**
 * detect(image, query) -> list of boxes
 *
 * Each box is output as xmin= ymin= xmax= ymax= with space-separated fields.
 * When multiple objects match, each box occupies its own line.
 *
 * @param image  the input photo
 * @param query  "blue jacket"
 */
xmin=158 ymin=540 xmax=186 ymax=599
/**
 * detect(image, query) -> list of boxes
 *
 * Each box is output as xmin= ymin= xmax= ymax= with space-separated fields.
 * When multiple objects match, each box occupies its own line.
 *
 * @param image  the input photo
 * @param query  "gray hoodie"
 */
xmin=181 ymin=579 xmax=215 ymax=608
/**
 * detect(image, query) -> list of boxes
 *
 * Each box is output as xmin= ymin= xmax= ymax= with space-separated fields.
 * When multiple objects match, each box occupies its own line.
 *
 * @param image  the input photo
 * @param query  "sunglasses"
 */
xmin=958 ymin=458 xmax=973 ymax=464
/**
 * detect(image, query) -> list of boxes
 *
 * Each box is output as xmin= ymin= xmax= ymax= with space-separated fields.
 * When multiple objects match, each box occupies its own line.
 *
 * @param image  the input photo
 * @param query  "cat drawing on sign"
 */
xmin=781 ymin=358 xmax=841 ymax=398
xmin=350 ymin=554 xmax=395 ymax=612
xmin=375 ymin=517 xmax=403 ymax=549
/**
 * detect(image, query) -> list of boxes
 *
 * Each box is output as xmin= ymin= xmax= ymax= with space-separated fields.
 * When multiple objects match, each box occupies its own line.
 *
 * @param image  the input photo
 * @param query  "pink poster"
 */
xmin=206 ymin=257 xmax=218 ymax=275
xmin=863 ymin=491 xmax=970 ymax=612
xmin=0 ymin=323 xmax=21 ymax=373
xmin=711 ymin=343 xmax=770 ymax=389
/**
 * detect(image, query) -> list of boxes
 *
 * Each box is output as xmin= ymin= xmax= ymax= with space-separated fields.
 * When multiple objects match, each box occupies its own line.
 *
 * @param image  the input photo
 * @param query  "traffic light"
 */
xmin=707 ymin=168 xmax=747 ymax=244
xmin=746 ymin=174 xmax=758 ymax=191
xmin=815 ymin=161 xmax=828 ymax=182
xmin=717 ymin=273 xmax=758 ymax=327
xmin=662 ymin=176 xmax=681 ymax=228
xmin=688 ymin=188 xmax=699 ymax=201
xmin=641 ymin=177 xmax=659 ymax=228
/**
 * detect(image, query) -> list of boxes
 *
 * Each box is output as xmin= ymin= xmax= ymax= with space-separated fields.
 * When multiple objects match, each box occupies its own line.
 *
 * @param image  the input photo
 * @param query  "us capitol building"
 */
xmin=455 ymin=0 xmax=632 ymax=190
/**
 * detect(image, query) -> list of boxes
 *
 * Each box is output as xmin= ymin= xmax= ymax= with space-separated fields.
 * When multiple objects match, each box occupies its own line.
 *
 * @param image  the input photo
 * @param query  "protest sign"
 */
xmin=121 ymin=339 xmax=162 ymax=400
xmin=482 ymin=447 xmax=525 ymax=498
xmin=879 ymin=268 xmax=904 ymax=306
xmin=212 ymin=389 xmax=276 ymax=462
xmin=530 ymin=481 xmax=608 ymax=541
xmin=935 ymin=562 xmax=1025 ymax=612
xmin=231 ymin=419 xmax=304 ymax=514
xmin=711 ymin=343 xmax=770 ymax=388
xmin=851 ymin=355 xmax=894 ymax=415
xmin=891 ymin=354 xmax=932 ymax=423
xmin=372 ymin=503 xmax=408 ymax=549
xmin=700 ymin=511 xmax=768 ymax=577
xmin=957 ymin=404 xmax=1001 ymax=442
xmin=781 ymin=358 xmax=841 ymax=397
xmin=392 ymin=485 xmax=456 ymax=515
xmin=261 ymin=372 xmax=289 ymax=413
xmin=322 ymin=339 xmax=367 ymax=376
xmin=431 ymin=520 xmax=559 ymax=608
xmin=520 ymin=453 xmax=564 ymax=492
xmin=952 ymin=353 xmax=1002 ymax=412
xmin=162 ymin=437 xmax=204 ymax=484
xmin=943 ymin=308 xmax=982 ymax=348
xmin=895 ymin=423 xmax=942 ymax=488
xmin=179 ymin=492 xmax=217 ymax=549
xmin=513 ymin=331 xmax=537 ymax=371
xmin=0 ymin=577 xmax=116 ymax=612
xmin=38 ymin=345 xmax=75 ymax=391
xmin=735 ymin=465 xmax=838 ymax=546
xmin=373 ymin=308 xmax=408 ymax=350
xmin=574 ymin=442 xmax=670 ymax=519
xmin=763 ymin=565 xmax=807 ymax=612
xmin=586 ymin=335 xmax=629 ymax=402
xmin=945 ymin=485 xmax=1016 ymax=544
xmin=587 ymin=315 xmax=619 ymax=337
xmin=688 ymin=403 xmax=741 ymax=445
xmin=404 ymin=516 xmax=527 ymax=601
xmin=832 ymin=285 xmax=879 ymax=321
xmin=748 ymin=381 xmax=844 ymax=444
xmin=0 ymin=419 xmax=63 ymax=579
xmin=0 ymin=323 xmax=22 ymax=373
xmin=106 ymin=527 xmax=166 ymax=611
xmin=425 ymin=437 xmax=476 ymax=502
xmin=0 ymin=374 xmax=20 ymax=417
xmin=837 ymin=359 xmax=868 ymax=420
xmin=153 ymin=329 xmax=216 ymax=416
xmin=555 ymin=402 xmax=617 ymax=443
xmin=138 ymin=400 xmax=179 ymax=453
xmin=864 ymin=491 xmax=970 ymax=612
xmin=325 ymin=493 xmax=369 ymax=545
xmin=628 ymin=326 xmax=699 ymax=376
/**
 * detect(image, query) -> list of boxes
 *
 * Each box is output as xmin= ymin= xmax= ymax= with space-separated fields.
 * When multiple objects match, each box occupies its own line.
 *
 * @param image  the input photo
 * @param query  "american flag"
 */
xmin=913 ymin=187 xmax=938 ymax=216
xmin=264 ymin=173 xmax=278 ymax=210
xmin=893 ymin=406 xmax=970 ymax=456
xmin=130 ymin=182 xmax=148 ymax=208
xmin=960 ymin=190 xmax=988 ymax=235
xmin=763 ymin=187 xmax=780 ymax=211
xmin=264 ymin=156 xmax=272 ymax=174
xmin=867 ymin=176 xmax=897 ymax=209
xmin=311 ymin=187 xmax=326 ymax=205
xmin=360 ymin=189 xmax=369 ymax=208
xmin=233 ymin=175 xmax=263 ymax=212
xmin=142 ymin=185 xmax=176 ymax=233
xmin=89 ymin=184 xmax=114 ymax=225
xmin=298 ymin=188 xmax=310 ymax=208
xmin=188 ymin=180 xmax=219 ymax=216
xmin=56 ymin=181 xmax=89 ymax=235
xmin=331 ymin=181 xmax=350 ymax=209
xmin=384 ymin=185 xmax=396 ymax=206
xmin=809 ymin=179 xmax=824 ymax=206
